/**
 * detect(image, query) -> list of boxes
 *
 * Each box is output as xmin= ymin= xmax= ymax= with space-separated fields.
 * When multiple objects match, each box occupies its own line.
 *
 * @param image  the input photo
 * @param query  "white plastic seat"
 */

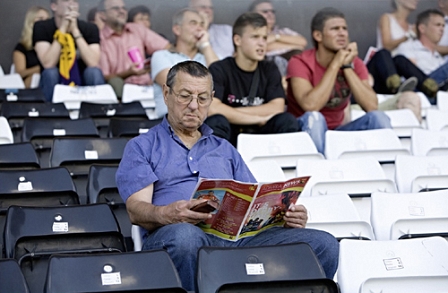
xmin=0 ymin=74 xmax=25 ymax=89
xmin=30 ymin=73 xmax=40 ymax=89
xmin=337 ymin=237 xmax=448 ymax=293
xmin=384 ymin=109 xmax=422 ymax=138
xmin=122 ymin=84 xmax=155 ymax=109
xmin=437 ymin=90 xmax=448 ymax=111
xmin=371 ymin=190 xmax=448 ymax=240
xmin=52 ymin=84 xmax=118 ymax=110
xmin=298 ymin=193 xmax=374 ymax=240
xmin=0 ymin=116 xmax=13 ymax=144
xmin=426 ymin=109 xmax=448 ymax=131
xmin=395 ymin=154 xmax=448 ymax=193
xmin=411 ymin=128 xmax=448 ymax=156
xmin=246 ymin=159 xmax=285 ymax=182
xmin=237 ymin=132 xmax=324 ymax=168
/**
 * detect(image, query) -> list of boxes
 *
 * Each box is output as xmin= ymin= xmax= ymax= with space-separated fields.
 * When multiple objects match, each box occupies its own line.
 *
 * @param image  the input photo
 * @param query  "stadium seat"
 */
xmin=50 ymin=138 xmax=127 ymax=204
xmin=246 ymin=159 xmax=285 ymax=182
xmin=411 ymin=128 xmax=448 ymax=156
xmin=122 ymin=84 xmax=155 ymax=109
xmin=45 ymin=251 xmax=187 ymax=293
xmin=0 ymin=116 xmax=13 ymax=144
xmin=0 ymin=259 xmax=30 ymax=293
xmin=0 ymin=73 xmax=25 ymax=89
xmin=87 ymin=165 xmax=133 ymax=251
xmin=426 ymin=109 xmax=448 ymax=131
xmin=78 ymin=101 xmax=147 ymax=137
xmin=0 ymin=142 xmax=40 ymax=170
xmin=0 ymin=102 xmax=70 ymax=142
xmin=395 ymin=154 xmax=448 ymax=193
xmin=437 ymin=91 xmax=448 ymax=111
xmin=108 ymin=117 xmax=162 ymax=138
xmin=298 ymin=193 xmax=374 ymax=240
xmin=371 ymin=190 xmax=448 ymax=240
xmin=196 ymin=243 xmax=337 ymax=293
xmin=0 ymin=88 xmax=45 ymax=103
xmin=21 ymin=118 xmax=99 ymax=168
xmin=337 ymin=237 xmax=448 ymax=293
xmin=4 ymin=204 xmax=125 ymax=293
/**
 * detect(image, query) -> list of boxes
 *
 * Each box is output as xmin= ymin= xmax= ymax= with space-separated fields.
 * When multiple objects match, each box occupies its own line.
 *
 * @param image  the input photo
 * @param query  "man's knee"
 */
xmin=205 ymin=114 xmax=231 ymax=140
xmin=83 ymin=67 xmax=105 ymax=85
xmin=298 ymin=111 xmax=326 ymax=131
xmin=364 ymin=110 xmax=392 ymax=129
xmin=268 ymin=112 xmax=299 ymax=132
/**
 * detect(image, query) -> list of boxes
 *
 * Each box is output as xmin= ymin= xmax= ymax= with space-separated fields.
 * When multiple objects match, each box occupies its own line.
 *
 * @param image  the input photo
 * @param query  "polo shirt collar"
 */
xmin=101 ymin=23 xmax=135 ymax=39
xmin=161 ymin=115 xmax=213 ymax=138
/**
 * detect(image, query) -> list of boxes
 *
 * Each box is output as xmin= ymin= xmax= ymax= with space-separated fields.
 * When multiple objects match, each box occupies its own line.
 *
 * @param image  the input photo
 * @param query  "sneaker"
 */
xmin=386 ymin=74 xmax=401 ymax=93
xmin=397 ymin=76 xmax=418 ymax=93
xmin=422 ymin=78 xmax=439 ymax=98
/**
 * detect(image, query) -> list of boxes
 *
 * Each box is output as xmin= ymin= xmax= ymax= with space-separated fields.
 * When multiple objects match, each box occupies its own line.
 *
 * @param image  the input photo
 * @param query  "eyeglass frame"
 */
xmin=167 ymin=86 xmax=213 ymax=106
xmin=103 ymin=5 xmax=127 ymax=12
xmin=258 ymin=9 xmax=276 ymax=14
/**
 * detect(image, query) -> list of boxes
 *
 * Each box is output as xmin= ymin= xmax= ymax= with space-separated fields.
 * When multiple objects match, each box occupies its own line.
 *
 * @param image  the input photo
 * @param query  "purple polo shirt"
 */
xmin=116 ymin=117 xmax=256 ymax=206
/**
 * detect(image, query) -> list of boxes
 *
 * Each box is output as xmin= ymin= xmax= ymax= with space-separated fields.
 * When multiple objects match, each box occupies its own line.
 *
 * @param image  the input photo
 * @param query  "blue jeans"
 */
xmin=40 ymin=67 xmax=105 ymax=101
xmin=142 ymin=223 xmax=339 ymax=292
xmin=429 ymin=62 xmax=448 ymax=88
xmin=298 ymin=111 xmax=392 ymax=154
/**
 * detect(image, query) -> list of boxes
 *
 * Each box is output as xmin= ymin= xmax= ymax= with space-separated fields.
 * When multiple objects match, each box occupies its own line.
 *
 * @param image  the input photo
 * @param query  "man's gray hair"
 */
xmin=166 ymin=61 xmax=214 ymax=91
xmin=172 ymin=8 xmax=200 ymax=26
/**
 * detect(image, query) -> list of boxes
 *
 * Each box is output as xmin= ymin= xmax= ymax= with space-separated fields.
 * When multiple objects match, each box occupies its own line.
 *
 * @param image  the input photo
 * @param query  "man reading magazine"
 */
xmin=116 ymin=60 xmax=339 ymax=292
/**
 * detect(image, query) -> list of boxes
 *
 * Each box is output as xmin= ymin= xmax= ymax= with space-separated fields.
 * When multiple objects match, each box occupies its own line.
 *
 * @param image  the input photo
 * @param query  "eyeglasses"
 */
xmin=106 ymin=6 xmax=127 ymax=12
xmin=195 ymin=5 xmax=214 ymax=10
xmin=169 ymin=87 xmax=212 ymax=106
xmin=259 ymin=9 xmax=276 ymax=14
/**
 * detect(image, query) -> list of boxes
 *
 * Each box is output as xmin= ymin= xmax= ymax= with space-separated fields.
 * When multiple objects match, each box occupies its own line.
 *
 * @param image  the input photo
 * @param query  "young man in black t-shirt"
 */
xmin=205 ymin=12 xmax=298 ymax=146
xmin=33 ymin=0 xmax=104 ymax=101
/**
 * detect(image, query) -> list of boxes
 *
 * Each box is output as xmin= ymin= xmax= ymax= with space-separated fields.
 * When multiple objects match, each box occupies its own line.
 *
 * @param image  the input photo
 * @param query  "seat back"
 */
xmin=0 ymin=142 xmax=40 ymax=169
xmin=411 ymin=128 xmax=448 ymax=156
xmin=0 ymin=259 xmax=30 ymax=293
xmin=108 ymin=117 xmax=161 ymax=138
xmin=337 ymin=237 xmax=448 ymax=293
xmin=52 ymin=84 xmax=118 ymax=110
xmin=384 ymin=109 xmax=421 ymax=138
xmin=0 ymin=88 xmax=46 ymax=103
xmin=4 ymin=204 xmax=125 ymax=293
xmin=50 ymin=138 xmax=127 ymax=204
xmin=217 ymin=279 xmax=339 ymax=293
xmin=371 ymin=190 xmax=448 ymax=240
xmin=122 ymin=84 xmax=155 ymax=108
xmin=0 ymin=116 xmax=13 ymax=144
xmin=246 ymin=160 xmax=285 ymax=182
xmin=426 ymin=109 xmax=448 ymax=131
xmin=0 ymin=73 xmax=25 ymax=89
xmin=196 ymin=243 xmax=326 ymax=293
xmin=45 ymin=250 xmax=187 ymax=293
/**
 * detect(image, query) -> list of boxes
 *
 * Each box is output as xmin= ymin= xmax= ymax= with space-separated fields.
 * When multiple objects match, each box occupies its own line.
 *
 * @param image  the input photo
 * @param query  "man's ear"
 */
xmin=162 ymin=84 xmax=170 ymax=105
xmin=50 ymin=2 xmax=58 ymax=13
xmin=172 ymin=24 xmax=181 ymax=37
xmin=312 ymin=30 xmax=322 ymax=44
xmin=233 ymin=34 xmax=241 ymax=48
xmin=417 ymin=23 xmax=425 ymax=36
xmin=98 ymin=11 xmax=106 ymax=22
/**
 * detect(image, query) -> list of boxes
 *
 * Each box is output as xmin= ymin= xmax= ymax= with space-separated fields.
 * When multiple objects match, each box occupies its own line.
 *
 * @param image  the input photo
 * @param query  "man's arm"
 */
xmin=267 ymin=34 xmax=307 ymax=52
xmin=104 ymin=64 xmax=150 ymax=82
xmin=343 ymin=67 xmax=377 ymax=111
xmin=70 ymin=21 xmax=100 ymax=67
xmin=126 ymin=184 xmax=211 ymax=232
xmin=35 ymin=41 xmax=62 ymax=69
xmin=197 ymin=30 xmax=219 ymax=66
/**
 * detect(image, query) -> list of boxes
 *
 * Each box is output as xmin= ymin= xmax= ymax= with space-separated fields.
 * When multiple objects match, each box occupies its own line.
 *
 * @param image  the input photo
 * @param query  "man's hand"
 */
xmin=284 ymin=204 xmax=308 ymax=228
xmin=61 ymin=5 xmax=79 ymax=34
xmin=342 ymin=42 xmax=358 ymax=65
xmin=331 ymin=47 xmax=350 ymax=69
xmin=196 ymin=30 xmax=211 ymax=51
xmin=128 ymin=62 xmax=151 ymax=76
xmin=159 ymin=199 xmax=212 ymax=226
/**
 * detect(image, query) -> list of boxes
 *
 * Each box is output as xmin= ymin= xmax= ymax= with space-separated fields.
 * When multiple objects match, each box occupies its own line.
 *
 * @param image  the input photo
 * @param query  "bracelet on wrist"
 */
xmin=275 ymin=34 xmax=280 ymax=41
xmin=73 ymin=34 xmax=82 ymax=40
xmin=340 ymin=63 xmax=353 ymax=70
xmin=199 ymin=41 xmax=210 ymax=51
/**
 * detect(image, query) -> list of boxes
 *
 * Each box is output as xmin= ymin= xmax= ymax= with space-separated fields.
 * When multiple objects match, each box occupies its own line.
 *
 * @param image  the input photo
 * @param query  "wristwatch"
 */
xmin=340 ymin=63 xmax=353 ymax=70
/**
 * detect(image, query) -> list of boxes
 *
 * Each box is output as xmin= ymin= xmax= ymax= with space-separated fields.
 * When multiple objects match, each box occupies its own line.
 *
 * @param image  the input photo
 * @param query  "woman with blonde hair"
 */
xmin=13 ymin=6 xmax=49 ymax=88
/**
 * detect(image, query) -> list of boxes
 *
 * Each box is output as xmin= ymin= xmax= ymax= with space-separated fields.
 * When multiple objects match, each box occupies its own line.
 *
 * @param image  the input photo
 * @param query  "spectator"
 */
xmin=87 ymin=7 xmax=104 ymax=31
xmin=98 ymin=0 xmax=170 ymax=99
xmin=13 ymin=6 xmax=49 ymax=88
xmin=396 ymin=9 xmax=448 ymax=92
xmin=437 ymin=0 xmax=448 ymax=57
xmin=189 ymin=0 xmax=234 ymax=59
xmin=205 ymin=12 xmax=298 ymax=146
xmin=127 ymin=5 xmax=151 ymax=29
xmin=287 ymin=7 xmax=392 ymax=154
xmin=116 ymin=60 xmax=339 ymax=292
xmin=33 ymin=0 xmax=105 ymax=101
xmin=151 ymin=8 xmax=218 ymax=118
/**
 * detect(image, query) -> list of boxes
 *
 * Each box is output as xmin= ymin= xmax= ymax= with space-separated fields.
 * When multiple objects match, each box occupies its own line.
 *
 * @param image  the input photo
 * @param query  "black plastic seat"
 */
xmin=4 ymin=204 xmax=125 ymax=293
xmin=79 ymin=101 xmax=147 ymax=137
xmin=0 ymin=102 xmax=69 ymax=143
xmin=87 ymin=165 xmax=133 ymax=251
xmin=0 ymin=142 xmax=40 ymax=170
xmin=196 ymin=243 xmax=336 ymax=293
xmin=45 ymin=250 xmax=187 ymax=293
xmin=0 ymin=88 xmax=46 ymax=104
xmin=108 ymin=117 xmax=162 ymax=138
xmin=21 ymin=118 xmax=99 ymax=168
xmin=0 ymin=259 xmax=30 ymax=293
xmin=50 ymin=138 xmax=127 ymax=204
xmin=0 ymin=167 xmax=79 ymax=258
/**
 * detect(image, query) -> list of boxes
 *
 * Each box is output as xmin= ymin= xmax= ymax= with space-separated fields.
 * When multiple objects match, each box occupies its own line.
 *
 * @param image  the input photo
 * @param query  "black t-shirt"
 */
xmin=14 ymin=43 xmax=40 ymax=69
xmin=209 ymin=57 xmax=285 ymax=107
xmin=32 ymin=18 xmax=100 ymax=73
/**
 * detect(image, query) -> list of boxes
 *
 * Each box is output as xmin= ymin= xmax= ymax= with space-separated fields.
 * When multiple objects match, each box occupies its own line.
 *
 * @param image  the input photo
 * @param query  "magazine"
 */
xmin=190 ymin=176 xmax=310 ymax=241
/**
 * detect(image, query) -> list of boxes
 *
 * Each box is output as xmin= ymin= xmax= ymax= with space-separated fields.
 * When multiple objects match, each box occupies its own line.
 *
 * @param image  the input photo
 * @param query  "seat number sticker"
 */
xmin=52 ymin=222 xmax=68 ymax=232
xmin=101 ymin=272 xmax=122 ymax=285
xmin=245 ymin=263 xmax=265 ymax=275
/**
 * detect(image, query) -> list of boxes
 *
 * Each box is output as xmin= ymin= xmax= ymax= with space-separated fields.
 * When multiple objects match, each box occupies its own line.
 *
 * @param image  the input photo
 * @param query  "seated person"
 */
xmin=287 ymin=7 xmax=392 ymax=154
xmin=87 ymin=6 xmax=104 ymax=30
xmin=396 ymin=9 xmax=448 ymax=95
xmin=116 ymin=60 xmax=339 ymax=292
xmin=127 ymin=5 xmax=151 ymax=29
xmin=189 ymin=0 xmax=234 ymax=59
xmin=98 ymin=0 xmax=170 ymax=99
xmin=152 ymin=8 xmax=218 ymax=117
xmin=33 ymin=0 xmax=105 ymax=101
xmin=14 ymin=6 xmax=49 ymax=88
xmin=205 ymin=12 xmax=299 ymax=146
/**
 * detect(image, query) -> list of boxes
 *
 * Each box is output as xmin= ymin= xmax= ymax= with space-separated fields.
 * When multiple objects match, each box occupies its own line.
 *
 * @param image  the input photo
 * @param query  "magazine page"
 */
xmin=238 ymin=176 xmax=310 ymax=239
xmin=191 ymin=179 xmax=259 ymax=241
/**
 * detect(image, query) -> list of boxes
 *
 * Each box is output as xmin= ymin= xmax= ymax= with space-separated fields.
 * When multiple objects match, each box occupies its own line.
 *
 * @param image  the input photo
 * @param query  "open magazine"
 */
xmin=191 ymin=176 xmax=310 ymax=241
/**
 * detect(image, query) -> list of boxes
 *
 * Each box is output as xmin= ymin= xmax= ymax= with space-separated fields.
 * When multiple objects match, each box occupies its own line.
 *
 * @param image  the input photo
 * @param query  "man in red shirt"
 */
xmin=287 ymin=7 xmax=391 ymax=154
